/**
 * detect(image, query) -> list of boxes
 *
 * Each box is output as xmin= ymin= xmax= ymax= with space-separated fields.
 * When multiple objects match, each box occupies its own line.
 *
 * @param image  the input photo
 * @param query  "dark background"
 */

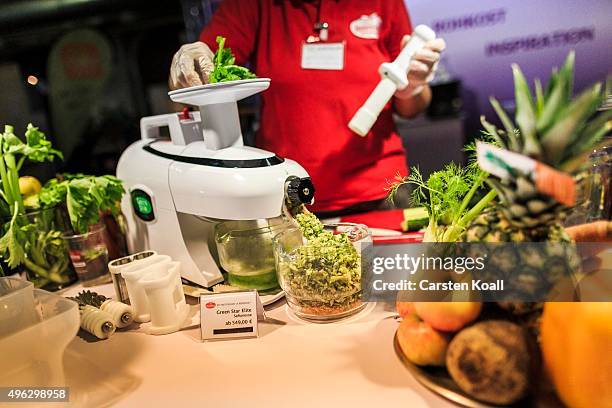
xmin=0 ymin=0 xmax=465 ymax=184
xmin=0 ymin=0 xmax=608 ymax=185
xmin=1 ymin=0 xmax=190 ymax=179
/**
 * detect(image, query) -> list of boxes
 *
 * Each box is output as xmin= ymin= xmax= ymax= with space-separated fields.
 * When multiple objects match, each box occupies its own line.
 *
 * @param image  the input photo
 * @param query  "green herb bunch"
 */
xmin=0 ymin=124 xmax=62 ymax=219
xmin=209 ymin=36 xmax=257 ymax=83
xmin=39 ymin=174 xmax=125 ymax=234
xmin=389 ymin=161 xmax=497 ymax=242
xmin=0 ymin=124 xmax=67 ymax=283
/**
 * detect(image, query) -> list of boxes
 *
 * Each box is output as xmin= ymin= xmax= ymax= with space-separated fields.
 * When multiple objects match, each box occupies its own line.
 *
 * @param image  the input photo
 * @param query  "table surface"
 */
xmin=61 ymin=282 xmax=452 ymax=408
xmin=61 ymin=249 xmax=612 ymax=408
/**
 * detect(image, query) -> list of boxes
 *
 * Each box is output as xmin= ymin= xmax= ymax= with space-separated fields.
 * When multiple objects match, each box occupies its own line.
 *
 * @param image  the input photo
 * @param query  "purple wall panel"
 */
xmin=404 ymin=0 xmax=611 ymax=122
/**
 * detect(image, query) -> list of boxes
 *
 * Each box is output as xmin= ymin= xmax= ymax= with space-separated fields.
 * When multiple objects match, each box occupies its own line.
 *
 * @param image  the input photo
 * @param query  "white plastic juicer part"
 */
xmin=348 ymin=25 xmax=437 ymax=136
xmin=108 ymin=250 xmax=158 ymax=303
xmin=167 ymin=78 xmax=271 ymax=150
xmin=120 ymin=254 xmax=189 ymax=334
xmin=139 ymin=261 xmax=189 ymax=335
xmin=0 ymin=278 xmax=79 ymax=387
xmin=121 ymin=254 xmax=172 ymax=322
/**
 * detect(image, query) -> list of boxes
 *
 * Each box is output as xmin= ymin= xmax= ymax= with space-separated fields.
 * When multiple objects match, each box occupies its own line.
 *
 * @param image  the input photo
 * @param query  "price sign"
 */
xmin=200 ymin=290 xmax=265 ymax=341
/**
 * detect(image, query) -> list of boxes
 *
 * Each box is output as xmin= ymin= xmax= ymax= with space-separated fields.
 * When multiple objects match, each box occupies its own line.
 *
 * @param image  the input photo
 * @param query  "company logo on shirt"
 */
xmin=350 ymin=13 xmax=382 ymax=40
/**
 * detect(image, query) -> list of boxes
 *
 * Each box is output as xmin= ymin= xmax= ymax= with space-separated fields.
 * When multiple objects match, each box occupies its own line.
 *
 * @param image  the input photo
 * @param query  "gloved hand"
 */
xmin=395 ymin=36 xmax=446 ymax=99
xmin=169 ymin=42 xmax=215 ymax=90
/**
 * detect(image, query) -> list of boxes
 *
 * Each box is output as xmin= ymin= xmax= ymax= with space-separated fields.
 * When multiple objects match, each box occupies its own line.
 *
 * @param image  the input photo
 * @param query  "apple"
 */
xmin=396 ymin=300 xmax=415 ymax=318
xmin=414 ymin=302 xmax=482 ymax=332
xmin=397 ymin=313 xmax=449 ymax=366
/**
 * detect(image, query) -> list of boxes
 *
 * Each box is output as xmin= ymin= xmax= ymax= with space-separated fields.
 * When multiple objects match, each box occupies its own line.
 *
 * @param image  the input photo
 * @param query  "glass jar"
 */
xmin=215 ymin=218 xmax=288 ymax=291
xmin=586 ymin=143 xmax=611 ymax=220
xmin=273 ymin=222 xmax=371 ymax=321
xmin=63 ymin=224 xmax=111 ymax=287
xmin=1 ymin=206 xmax=76 ymax=291
xmin=100 ymin=211 xmax=129 ymax=261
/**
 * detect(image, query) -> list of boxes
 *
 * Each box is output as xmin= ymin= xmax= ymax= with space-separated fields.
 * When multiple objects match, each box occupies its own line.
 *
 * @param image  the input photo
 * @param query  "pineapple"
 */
xmin=464 ymin=51 xmax=611 ymax=315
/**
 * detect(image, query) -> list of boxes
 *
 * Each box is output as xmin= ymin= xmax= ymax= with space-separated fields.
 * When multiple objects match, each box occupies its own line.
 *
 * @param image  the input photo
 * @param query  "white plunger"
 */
xmin=348 ymin=25 xmax=436 ymax=137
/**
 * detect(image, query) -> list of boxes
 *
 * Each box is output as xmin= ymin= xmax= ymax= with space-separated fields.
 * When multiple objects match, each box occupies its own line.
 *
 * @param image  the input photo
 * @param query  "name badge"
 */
xmin=200 ymin=290 xmax=265 ymax=341
xmin=301 ymin=42 xmax=345 ymax=70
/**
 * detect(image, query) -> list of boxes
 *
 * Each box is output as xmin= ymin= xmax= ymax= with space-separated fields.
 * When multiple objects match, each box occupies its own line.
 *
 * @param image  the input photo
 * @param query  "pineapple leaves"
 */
xmin=482 ymin=51 xmax=607 ymax=170
xmin=534 ymin=79 xmax=545 ymax=115
xmin=489 ymin=97 xmax=520 ymax=151
xmin=480 ymin=116 xmax=507 ymax=149
xmin=560 ymin=110 xmax=612 ymax=171
xmin=536 ymin=51 xmax=575 ymax=134
xmin=559 ymin=50 xmax=575 ymax=105
xmin=536 ymin=79 xmax=565 ymax=134
xmin=512 ymin=64 xmax=541 ymax=158
xmin=544 ymin=67 xmax=558 ymax=102
xmin=541 ymin=82 xmax=603 ymax=165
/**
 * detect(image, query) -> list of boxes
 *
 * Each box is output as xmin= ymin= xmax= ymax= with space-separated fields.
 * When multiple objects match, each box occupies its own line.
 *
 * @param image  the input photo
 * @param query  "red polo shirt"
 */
xmin=201 ymin=0 xmax=412 ymax=212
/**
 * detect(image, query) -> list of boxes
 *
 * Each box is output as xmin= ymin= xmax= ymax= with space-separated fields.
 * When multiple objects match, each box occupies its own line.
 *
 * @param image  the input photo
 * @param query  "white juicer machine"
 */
xmin=117 ymin=79 xmax=315 ymax=287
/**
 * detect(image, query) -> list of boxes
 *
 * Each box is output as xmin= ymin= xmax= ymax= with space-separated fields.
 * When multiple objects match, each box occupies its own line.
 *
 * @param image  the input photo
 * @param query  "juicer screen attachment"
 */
xmin=131 ymin=189 xmax=155 ymax=222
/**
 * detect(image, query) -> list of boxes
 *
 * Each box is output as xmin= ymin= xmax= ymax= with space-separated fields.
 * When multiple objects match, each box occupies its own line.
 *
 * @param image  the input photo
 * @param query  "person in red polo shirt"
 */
xmin=169 ymin=0 xmax=445 ymax=216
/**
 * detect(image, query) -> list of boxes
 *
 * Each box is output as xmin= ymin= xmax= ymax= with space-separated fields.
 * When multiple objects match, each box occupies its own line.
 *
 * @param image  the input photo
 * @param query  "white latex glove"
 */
xmin=395 ymin=36 xmax=446 ymax=99
xmin=169 ymin=41 xmax=215 ymax=90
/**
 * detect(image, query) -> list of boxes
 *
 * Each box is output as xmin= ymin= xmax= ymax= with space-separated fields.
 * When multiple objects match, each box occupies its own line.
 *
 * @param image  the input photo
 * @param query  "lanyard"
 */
xmin=307 ymin=0 xmax=329 ymax=42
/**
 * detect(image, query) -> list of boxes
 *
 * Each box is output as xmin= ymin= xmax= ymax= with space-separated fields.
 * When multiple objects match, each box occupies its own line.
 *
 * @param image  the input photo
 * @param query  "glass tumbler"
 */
xmin=63 ymin=225 xmax=111 ymax=287
xmin=215 ymin=218 xmax=288 ymax=291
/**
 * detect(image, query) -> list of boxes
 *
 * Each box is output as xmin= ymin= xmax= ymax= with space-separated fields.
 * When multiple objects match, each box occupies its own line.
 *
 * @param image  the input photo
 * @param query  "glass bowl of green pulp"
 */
xmin=215 ymin=218 xmax=289 ymax=291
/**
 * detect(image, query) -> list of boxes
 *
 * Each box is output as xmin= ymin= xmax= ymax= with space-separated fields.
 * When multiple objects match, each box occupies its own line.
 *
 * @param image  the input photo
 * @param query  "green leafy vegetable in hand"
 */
xmin=209 ymin=36 xmax=256 ymax=83
xmin=39 ymin=174 xmax=125 ymax=234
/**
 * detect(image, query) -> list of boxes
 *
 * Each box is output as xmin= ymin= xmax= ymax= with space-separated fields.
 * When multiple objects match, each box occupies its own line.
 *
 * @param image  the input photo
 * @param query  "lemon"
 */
xmin=19 ymin=176 xmax=42 ymax=197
